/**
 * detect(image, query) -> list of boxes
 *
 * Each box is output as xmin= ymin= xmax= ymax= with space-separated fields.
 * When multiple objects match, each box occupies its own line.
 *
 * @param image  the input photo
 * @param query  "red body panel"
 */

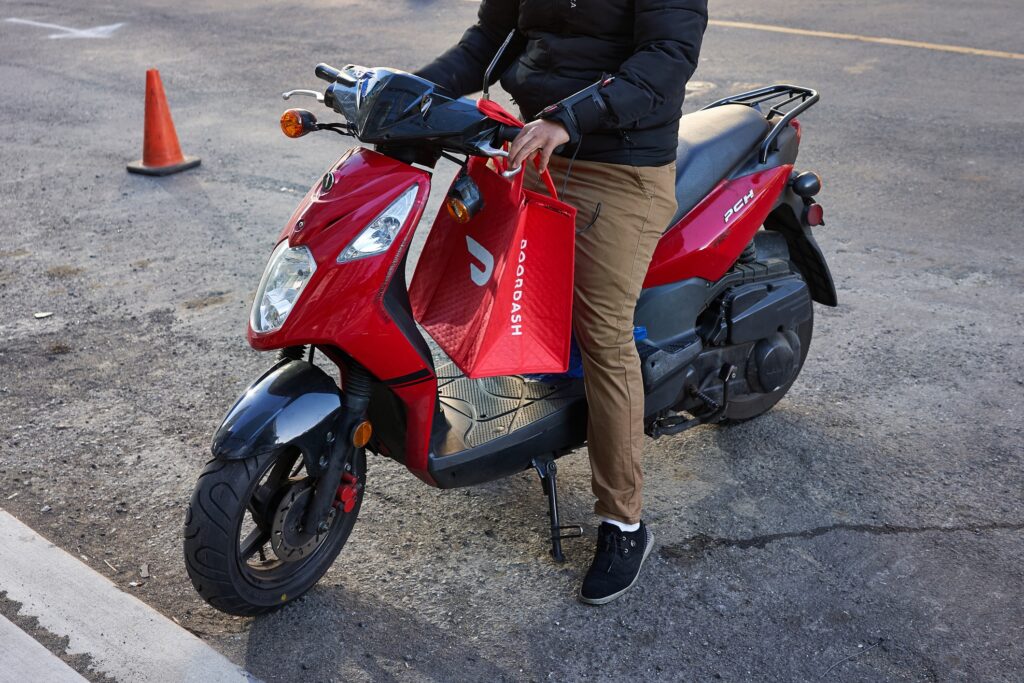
xmin=248 ymin=147 xmax=438 ymax=481
xmin=247 ymin=143 xmax=795 ymax=487
xmin=644 ymin=165 xmax=793 ymax=287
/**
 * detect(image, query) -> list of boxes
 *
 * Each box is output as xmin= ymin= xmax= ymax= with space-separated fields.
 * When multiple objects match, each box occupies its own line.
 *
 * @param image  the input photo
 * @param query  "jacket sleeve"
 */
xmin=539 ymin=0 xmax=708 ymax=142
xmin=413 ymin=0 xmax=521 ymax=98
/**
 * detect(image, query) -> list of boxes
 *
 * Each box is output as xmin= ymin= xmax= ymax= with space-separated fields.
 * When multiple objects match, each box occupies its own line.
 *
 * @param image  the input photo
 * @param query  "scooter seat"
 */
xmin=670 ymin=104 xmax=772 ymax=226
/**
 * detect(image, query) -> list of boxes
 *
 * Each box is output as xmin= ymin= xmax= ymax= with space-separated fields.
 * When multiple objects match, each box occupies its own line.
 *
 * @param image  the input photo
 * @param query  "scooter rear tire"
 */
xmin=719 ymin=303 xmax=814 ymax=423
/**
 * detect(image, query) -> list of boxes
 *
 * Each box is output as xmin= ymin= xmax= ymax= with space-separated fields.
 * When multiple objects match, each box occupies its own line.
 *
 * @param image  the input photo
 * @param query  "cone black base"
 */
xmin=127 ymin=156 xmax=201 ymax=176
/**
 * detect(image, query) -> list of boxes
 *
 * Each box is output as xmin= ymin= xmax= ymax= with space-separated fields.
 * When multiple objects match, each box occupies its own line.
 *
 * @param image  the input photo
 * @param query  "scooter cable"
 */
xmin=559 ymin=135 xmax=584 ymax=199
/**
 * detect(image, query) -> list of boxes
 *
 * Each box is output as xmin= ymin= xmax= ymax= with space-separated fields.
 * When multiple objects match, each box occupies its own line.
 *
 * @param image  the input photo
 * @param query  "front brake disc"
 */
xmin=270 ymin=480 xmax=335 ymax=562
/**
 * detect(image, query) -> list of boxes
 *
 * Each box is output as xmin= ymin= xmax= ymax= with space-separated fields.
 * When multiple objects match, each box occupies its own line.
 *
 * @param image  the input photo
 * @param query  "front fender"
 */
xmin=211 ymin=360 xmax=342 ymax=468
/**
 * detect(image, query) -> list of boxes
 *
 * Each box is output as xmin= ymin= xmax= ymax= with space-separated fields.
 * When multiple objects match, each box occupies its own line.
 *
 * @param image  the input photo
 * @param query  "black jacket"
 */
xmin=416 ymin=0 xmax=708 ymax=166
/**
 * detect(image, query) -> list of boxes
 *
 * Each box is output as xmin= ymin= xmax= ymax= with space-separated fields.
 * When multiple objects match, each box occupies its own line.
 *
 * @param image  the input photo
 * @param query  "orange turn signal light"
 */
xmin=280 ymin=108 xmax=318 ymax=138
xmin=352 ymin=420 xmax=373 ymax=448
xmin=446 ymin=176 xmax=483 ymax=223
xmin=446 ymin=197 xmax=472 ymax=224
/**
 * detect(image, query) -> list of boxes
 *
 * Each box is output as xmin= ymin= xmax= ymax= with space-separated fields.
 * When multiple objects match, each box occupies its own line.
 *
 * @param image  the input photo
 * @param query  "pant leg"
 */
xmin=535 ymin=156 xmax=678 ymax=524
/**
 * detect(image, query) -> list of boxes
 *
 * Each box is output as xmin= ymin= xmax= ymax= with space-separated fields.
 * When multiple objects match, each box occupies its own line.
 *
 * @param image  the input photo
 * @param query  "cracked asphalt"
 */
xmin=1 ymin=0 xmax=1022 ymax=681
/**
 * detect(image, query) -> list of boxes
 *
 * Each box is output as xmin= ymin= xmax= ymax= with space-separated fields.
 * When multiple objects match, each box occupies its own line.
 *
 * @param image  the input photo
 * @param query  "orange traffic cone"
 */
xmin=127 ymin=69 xmax=200 ymax=176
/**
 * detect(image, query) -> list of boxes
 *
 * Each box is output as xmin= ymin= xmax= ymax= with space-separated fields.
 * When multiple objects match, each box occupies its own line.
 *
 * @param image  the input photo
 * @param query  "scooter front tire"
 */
xmin=183 ymin=448 xmax=364 ymax=616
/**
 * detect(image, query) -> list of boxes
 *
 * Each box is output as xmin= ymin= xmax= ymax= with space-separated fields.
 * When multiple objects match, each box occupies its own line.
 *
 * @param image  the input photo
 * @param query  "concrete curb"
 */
xmin=0 ymin=510 xmax=255 ymax=683
xmin=0 ymin=613 xmax=88 ymax=682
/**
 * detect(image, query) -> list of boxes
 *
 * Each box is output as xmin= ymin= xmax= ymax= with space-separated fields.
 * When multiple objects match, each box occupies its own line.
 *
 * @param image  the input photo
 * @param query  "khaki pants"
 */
xmin=527 ymin=155 xmax=678 ymax=524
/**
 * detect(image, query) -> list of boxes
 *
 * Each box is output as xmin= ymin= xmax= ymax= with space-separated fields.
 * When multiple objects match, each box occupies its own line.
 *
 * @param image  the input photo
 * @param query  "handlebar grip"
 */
xmin=496 ymin=124 xmax=522 ymax=143
xmin=315 ymin=63 xmax=342 ymax=82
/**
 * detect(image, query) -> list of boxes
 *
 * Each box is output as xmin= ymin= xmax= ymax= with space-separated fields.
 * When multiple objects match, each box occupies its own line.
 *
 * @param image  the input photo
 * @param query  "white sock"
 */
xmin=600 ymin=516 xmax=640 ymax=533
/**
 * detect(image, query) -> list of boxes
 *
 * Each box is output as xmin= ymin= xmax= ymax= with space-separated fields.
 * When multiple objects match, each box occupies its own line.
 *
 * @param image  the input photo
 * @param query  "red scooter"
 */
xmin=184 ymin=63 xmax=836 ymax=615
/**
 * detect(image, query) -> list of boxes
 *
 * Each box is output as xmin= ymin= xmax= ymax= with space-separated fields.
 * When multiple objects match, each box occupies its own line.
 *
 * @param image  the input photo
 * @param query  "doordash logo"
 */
xmin=510 ymin=239 xmax=527 ymax=336
xmin=465 ymin=236 xmax=494 ymax=287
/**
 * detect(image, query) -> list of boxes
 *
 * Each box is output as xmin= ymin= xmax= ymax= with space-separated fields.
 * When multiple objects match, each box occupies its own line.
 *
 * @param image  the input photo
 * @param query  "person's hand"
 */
xmin=507 ymin=119 xmax=570 ymax=174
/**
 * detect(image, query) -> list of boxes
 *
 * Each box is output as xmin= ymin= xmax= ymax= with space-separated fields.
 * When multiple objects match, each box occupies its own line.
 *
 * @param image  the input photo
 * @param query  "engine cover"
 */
xmin=726 ymin=275 xmax=811 ymax=345
xmin=748 ymin=330 xmax=802 ymax=393
xmin=641 ymin=267 xmax=814 ymax=425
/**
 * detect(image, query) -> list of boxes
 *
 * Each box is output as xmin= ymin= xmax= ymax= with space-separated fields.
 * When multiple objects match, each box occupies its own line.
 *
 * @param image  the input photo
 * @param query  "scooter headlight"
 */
xmin=337 ymin=185 xmax=418 ymax=263
xmin=250 ymin=240 xmax=317 ymax=334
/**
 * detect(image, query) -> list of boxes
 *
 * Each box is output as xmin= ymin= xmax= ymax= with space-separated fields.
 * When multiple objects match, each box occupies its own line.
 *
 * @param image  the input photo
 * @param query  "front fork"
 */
xmin=303 ymin=362 xmax=371 ymax=533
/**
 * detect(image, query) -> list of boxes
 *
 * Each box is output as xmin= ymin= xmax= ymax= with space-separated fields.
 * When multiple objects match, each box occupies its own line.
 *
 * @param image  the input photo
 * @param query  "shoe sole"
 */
xmin=578 ymin=528 xmax=655 ymax=606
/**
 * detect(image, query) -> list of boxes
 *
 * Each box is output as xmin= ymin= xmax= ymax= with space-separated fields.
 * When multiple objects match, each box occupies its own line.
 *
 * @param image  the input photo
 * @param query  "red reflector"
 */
xmin=790 ymin=118 xmax=803 ymax=143
xmin=805 ymin=203 xmax=824 ymax=226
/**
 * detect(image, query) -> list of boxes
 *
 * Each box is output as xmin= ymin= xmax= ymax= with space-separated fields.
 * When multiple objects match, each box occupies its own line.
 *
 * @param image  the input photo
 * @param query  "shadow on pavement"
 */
xmin=243 ymin=587 xmax=510 ymax=682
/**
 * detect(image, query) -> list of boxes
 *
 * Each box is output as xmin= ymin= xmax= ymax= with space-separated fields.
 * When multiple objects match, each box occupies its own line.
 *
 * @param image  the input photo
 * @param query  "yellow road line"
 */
xmin=709 ymin=19 xmax=1024 ymax=61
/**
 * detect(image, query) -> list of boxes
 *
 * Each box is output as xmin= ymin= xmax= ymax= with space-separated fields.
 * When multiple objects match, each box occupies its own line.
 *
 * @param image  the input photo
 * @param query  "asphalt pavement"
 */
xmin=0 ymin=0 xmax=1022 ymax=681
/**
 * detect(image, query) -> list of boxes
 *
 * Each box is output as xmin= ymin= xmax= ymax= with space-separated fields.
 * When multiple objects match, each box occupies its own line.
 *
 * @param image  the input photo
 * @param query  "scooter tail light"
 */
xmin=790 ymin=118 xmax=803 ymax=143
xmin=805 ymin=203 xmax=825 ymax=227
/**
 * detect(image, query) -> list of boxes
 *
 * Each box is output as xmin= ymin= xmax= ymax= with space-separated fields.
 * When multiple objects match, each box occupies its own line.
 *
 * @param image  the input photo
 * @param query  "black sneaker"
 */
xmin=579 ymin=521 xmax=654 ymax=605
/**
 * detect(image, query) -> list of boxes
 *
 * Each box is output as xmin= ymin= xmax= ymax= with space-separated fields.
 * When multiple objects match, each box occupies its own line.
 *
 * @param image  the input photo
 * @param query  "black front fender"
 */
xmin=211 ymin=360 xmax=343 ymax=469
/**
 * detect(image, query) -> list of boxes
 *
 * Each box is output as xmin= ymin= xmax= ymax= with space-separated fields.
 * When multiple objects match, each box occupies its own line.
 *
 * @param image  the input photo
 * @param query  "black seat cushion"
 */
xmin=669 ymin=104 xmax=771 ymax=226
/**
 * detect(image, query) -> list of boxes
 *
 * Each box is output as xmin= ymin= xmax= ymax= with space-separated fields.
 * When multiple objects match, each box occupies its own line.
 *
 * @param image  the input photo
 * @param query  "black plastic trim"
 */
xmin=634 ymin=260 xmax=792 ymax=347
xmin=381 ymin=250 xmax=434 ymax=371
xmin=763 ymin=194 xmax=838 ymax=306
xmin=211 ymin=360 xmax=343 ymax=475
xmin=383 ymin=368 xmax=433 ymax=387
xmin=366 ymin=250 xmax=437 ymax=465
xmin=426 ymin=398 xmax=588 ymax=489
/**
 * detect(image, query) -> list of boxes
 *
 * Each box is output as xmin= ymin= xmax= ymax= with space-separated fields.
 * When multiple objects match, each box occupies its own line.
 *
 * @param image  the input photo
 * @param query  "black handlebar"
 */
xmin=315 ymin=63 xmax=341 ymax=82
xmin=496 ymin=124 xmax=522 ymax=143
xmin=314 ymin=62 xmax=525 ymax=154
xmin=495 ymin=123 xmax=568 ymax=157
xmin=315 ymin=63 xmax=358 ymax=86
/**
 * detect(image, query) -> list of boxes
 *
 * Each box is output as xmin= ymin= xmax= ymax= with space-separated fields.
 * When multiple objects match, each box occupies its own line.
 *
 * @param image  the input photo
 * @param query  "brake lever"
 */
xmin=282 ymin=89 xmax=325 ymax=103
xmin=501 ymin=164 xmax=525 ymax=178
xmin=475 ymin=142 xmax=525 ymax=178
xmin=475 ymin=141 xmax=507 ymax=158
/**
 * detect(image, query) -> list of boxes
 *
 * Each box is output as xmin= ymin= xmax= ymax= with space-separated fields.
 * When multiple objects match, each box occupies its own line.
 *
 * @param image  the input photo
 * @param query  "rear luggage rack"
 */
xmin=701 ymin=85 xmax=819 ymax=163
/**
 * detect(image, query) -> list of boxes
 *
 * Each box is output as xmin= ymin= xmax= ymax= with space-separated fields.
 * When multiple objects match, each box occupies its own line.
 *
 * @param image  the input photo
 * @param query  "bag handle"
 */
xmin=477 ymin=99 xmax=561 ymax=201
xmin=534 ymin=160 xmax=560 ymax=200
xmin=493 ymin=152 xmax=560 ymax=200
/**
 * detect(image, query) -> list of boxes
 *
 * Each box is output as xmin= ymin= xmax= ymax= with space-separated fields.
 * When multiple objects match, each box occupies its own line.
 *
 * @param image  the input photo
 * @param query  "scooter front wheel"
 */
xmin=183 ymin=447 xmax=365 ymax=616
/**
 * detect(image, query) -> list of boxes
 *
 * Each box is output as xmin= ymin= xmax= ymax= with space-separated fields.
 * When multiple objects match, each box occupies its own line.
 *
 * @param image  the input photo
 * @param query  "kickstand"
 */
xmin=532 ymin=455 xmax=583 ymax=562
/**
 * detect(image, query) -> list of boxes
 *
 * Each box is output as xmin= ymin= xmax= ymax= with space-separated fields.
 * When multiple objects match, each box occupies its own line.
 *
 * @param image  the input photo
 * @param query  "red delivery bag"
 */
xmin=409 ymin=155 xmax=577 ymax=378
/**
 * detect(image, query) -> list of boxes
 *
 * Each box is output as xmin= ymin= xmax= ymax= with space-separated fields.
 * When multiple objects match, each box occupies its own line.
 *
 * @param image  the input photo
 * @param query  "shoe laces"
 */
xmin=598 ymin=526 xmax=639 ymax=572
